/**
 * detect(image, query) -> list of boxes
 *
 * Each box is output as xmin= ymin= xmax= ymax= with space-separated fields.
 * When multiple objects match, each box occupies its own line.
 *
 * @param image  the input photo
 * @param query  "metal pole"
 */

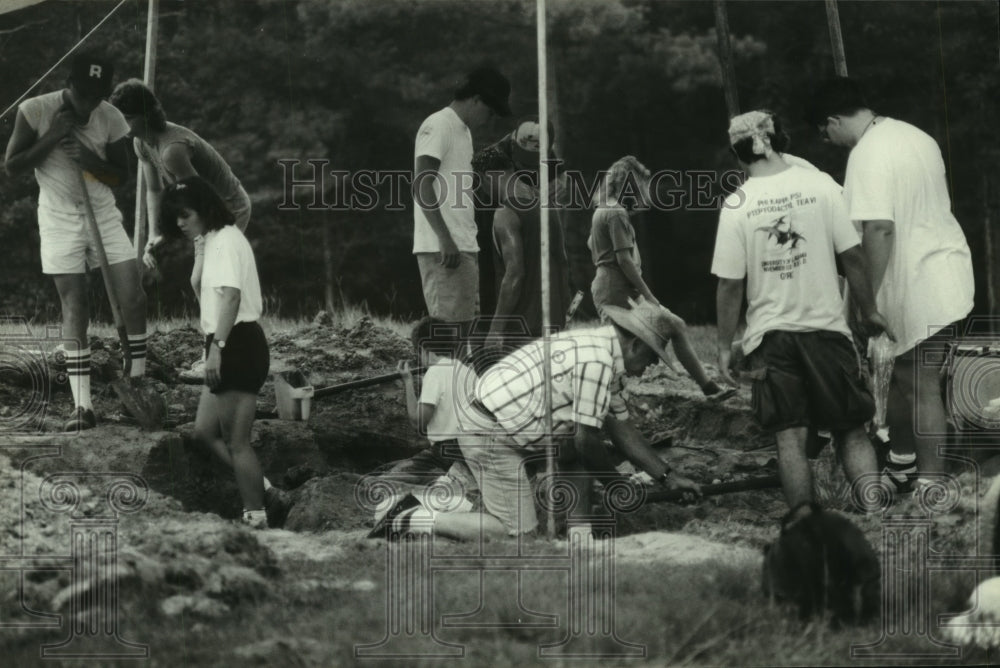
xmin=537 ymin=0 xmax=555 ymax=539
xmin=825 ymin=0 xmax=849 ymax=77
xmin=133 ymin=0 xmax=159 ymax=264
xmin=713 ymin=0 xmax=739 ymax=119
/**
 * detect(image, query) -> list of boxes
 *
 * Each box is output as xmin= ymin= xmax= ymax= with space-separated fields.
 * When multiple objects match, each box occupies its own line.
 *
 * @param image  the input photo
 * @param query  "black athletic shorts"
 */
xmin=747 ymin=330 xmax=874 ymax=433
xmin=204 ymin=321 xmax=270 ymax=395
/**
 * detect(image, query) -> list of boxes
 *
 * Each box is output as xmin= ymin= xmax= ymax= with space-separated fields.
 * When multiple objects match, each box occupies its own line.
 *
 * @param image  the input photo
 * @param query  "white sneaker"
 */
xmin=180 ymin=357 xmax=206 ymax=382
xmin=242 ymin=508 xmax=268 ymax=530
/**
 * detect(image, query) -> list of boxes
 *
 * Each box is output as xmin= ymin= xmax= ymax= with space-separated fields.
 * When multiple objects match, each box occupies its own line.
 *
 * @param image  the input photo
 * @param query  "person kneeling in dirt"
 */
xmin=380 ymin=298 xmax=702 ymax=540
xmin=159 ymin=177 xmax=277 ymax=530
xmin=712 ymin=110 xmax=894 ymax=512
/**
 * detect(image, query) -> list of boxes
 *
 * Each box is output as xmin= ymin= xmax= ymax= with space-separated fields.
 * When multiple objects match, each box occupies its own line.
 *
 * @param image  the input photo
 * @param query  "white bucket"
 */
xmin=274 ymin=371 xmax=315 ymax=421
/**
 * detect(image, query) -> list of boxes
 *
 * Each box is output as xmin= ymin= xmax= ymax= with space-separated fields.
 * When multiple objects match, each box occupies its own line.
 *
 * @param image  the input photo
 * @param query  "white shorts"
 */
xmin=38 ymin=204 xmax=136 ymax=274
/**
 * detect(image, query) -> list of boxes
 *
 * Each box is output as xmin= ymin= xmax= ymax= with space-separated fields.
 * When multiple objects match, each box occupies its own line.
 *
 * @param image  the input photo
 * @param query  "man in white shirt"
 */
xmin=413 ymin=66 xmax=511 ymax=334
xmin=806 ymin=78 xmax=975 ymax=493
xmin=5 ymin=54 xmax=148 ymax=432
xmin=713 ymin=110 xmax=893 ymax=511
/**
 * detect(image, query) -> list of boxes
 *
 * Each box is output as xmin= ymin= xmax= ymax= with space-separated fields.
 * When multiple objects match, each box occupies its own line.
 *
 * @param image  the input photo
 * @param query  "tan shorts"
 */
xmin=38 ymin=204 xmax=135 ymax=274
xmin=416 ymin=251 xmax=479 ymax=321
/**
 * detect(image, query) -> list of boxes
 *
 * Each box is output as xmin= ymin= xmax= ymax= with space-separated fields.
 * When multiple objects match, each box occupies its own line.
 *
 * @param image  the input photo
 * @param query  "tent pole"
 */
xmin=713 ymin=0 xmax=740 ymax=118
xmin=134 ymin=0 xmax=159 ymax=265
xmin=537 ymin=0 xmax=556 ymax=540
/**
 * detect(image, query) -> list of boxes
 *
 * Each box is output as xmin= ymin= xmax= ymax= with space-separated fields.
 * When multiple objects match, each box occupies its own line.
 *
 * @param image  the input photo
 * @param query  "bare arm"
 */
xmin=860 ymin=219 xmax=894 ymax=296
xmin=605 ymin=416 xmax=700 ymax=494
xmin=414 ymin=154 xmax=460 ymax=268
xmin=715 ymin=277 xmax=745 ymax=386
xmin=4 ymin=108 xmax=72 ymax=176
xmin=398 ymin=361 xmax=435 ymax=433
xmin=204 ymin=286 xmax=241 ymax=390
xmin=614 ymin=249 xmax=658 ymax=304
xmin=838 ymin=244 xmax=895 ymax=341
xmin=487 ymin=207 xmax=525 ymax=341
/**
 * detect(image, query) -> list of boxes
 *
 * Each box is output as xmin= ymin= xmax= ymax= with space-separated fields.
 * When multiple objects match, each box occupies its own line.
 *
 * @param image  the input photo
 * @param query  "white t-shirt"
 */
xmin=419 ymin=358 xmax=492 ymax=441
xmin=18 ymin=91 xmax=129 ymax=214
xmin=200 ymin=226 xmax=263 ymax=334
xmin=843 ymin=118 xmax=974 ymax=356
xmin=712 ymin=164 xmax=858 ymax=355
xmin=412 ymin=106 xmax=478 ymax=253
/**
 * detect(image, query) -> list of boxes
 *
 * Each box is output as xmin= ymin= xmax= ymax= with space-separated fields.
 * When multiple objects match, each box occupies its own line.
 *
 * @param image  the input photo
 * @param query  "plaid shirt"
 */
xmin=475 ymin=326 xmax=630 ymax=448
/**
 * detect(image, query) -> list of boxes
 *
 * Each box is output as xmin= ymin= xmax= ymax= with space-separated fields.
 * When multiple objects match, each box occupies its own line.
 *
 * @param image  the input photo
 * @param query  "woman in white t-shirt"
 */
xmin=160 ymin=177 xmax=271 ymax=529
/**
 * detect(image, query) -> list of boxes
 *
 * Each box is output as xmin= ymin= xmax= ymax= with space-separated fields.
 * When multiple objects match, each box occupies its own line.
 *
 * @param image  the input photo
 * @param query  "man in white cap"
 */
xmin=712 ymin=110 xmax=894 ymax=511
xmin=806 ymin=77 xmax=975 ymax=494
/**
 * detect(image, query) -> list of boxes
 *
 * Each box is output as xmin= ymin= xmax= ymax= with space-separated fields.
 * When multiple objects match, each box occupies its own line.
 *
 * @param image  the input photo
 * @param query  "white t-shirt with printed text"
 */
xmin=200 ymin=225 xmax=263 ymax=334
xmin=412 ymin=106 xmax=478 ymax=253
xmin=712 ymin=165 xmax=858 ymax=355
xmin=18 ymin=91 xmax=129 ymax=214
xmin=843 ymin=118 xmax=974 ymax=356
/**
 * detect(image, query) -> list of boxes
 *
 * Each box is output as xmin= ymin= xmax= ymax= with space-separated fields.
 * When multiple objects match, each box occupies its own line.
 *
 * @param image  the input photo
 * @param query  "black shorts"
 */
xmin=747 ymin=330 xmax=874 ymax=433
xmin=204 ymin=321 xmax=270 ymax=395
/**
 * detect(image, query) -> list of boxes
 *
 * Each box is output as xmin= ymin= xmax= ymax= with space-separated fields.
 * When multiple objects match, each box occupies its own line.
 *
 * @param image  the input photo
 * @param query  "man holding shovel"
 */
xmin=5 ymin=54 xmax=150 ymax=431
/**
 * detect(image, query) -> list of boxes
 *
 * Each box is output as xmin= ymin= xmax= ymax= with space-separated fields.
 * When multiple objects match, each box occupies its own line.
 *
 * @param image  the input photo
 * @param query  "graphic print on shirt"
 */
xmin=756 ymin=214 xmax=805 ymax=252
xmin=751 ymin=196 xmax=812 ymax=281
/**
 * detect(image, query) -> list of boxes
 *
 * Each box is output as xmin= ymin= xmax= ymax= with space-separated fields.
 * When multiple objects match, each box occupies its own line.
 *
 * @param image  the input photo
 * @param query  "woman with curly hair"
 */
xmin=588 ymin=155 xmax=734 ymax=401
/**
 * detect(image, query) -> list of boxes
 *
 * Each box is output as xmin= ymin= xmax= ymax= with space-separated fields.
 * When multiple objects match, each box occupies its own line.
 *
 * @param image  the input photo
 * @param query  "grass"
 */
xmin=1 ymin=536 xmax=989 ymax=667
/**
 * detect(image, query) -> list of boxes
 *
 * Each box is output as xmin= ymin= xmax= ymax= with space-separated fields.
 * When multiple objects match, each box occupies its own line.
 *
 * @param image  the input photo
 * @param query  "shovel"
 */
xmin=73 ymin=163 xmax=165 ymax=430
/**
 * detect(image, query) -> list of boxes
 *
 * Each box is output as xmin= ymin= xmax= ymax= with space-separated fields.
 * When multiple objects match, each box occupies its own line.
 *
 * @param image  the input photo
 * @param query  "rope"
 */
xmin=0 ymin=0 xmax=129 ymax=122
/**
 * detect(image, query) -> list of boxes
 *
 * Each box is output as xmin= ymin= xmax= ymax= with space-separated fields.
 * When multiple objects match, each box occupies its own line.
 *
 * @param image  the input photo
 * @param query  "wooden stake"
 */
xmin=713 ymin=0 xmax=739 ymax=118
xmin=825 ymin=0 xmax=849 ymax=76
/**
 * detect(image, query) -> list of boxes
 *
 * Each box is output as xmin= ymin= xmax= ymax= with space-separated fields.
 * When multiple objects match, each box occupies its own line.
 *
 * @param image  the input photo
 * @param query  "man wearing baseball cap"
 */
xmin=5 ymin=53 xmax=149 ymax=431
xmin=413 ymin=65 xmax=511 ymax=338
xmin=712 ymin=110 xmax=893 ymax=511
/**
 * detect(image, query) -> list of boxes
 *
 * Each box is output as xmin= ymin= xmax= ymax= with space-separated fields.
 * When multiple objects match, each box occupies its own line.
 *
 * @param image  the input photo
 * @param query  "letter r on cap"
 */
xmin=89 ymin=65 xmax=103 ymax=78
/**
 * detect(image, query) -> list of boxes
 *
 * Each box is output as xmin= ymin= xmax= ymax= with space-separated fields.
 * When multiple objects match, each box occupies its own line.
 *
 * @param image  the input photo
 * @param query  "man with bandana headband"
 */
xmin=712 ymin=110 xmax=894 ymax=511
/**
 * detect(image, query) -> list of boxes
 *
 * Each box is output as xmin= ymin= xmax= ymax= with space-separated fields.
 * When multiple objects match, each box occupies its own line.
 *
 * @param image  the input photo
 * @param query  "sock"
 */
xmin=127 ymin=334 xmax=147 ymax=378
xmin=390 ymin=505 xmax=433 ymax=536
xmin=64 ymin=347 xmax=92 ymax=410
xmin=885 ymin=450 xmax=917 ymax=483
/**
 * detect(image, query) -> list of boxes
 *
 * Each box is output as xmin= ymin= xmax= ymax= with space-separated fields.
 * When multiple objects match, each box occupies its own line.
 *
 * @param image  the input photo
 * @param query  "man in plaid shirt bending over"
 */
xmin=389 ymin=297 xmax=702 ymax=541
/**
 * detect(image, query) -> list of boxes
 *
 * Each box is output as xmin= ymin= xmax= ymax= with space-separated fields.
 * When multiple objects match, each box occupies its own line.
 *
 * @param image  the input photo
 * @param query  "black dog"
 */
xmin=762 ymin=502 xmax=880 ymax=624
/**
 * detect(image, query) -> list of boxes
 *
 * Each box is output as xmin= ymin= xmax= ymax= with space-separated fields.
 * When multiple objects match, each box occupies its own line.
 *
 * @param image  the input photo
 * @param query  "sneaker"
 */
xmin=63 ymin=406 xmax=96 ymax=432
xmin=179 ymin=357 xmax=206 ymax=382
xmin=881 ymin=459 xmax=917 ymax=495
xmin=367 ymin=494 xmax=420 ymax=539
xmin=242 ymin=508 xmax=268 ymax=530
xmin=702 ymin=382 xmax=737 ymax=402
xmin=263 ymin=486 xmax=292 ymax=528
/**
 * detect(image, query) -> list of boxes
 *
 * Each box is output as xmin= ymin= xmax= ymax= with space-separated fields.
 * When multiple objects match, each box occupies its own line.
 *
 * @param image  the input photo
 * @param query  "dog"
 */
xmin=762 ymin=502 xmax=880 ymax=624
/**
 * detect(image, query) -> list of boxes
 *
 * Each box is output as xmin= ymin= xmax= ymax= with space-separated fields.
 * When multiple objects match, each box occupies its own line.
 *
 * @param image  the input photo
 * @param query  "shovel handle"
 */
xmin=642 ymin=474 xmax=781 ymax=505
xmin=313 ymin=365 xmax=427 ymax=398
xmin=73 ymin=164 xmax=132 ymax=374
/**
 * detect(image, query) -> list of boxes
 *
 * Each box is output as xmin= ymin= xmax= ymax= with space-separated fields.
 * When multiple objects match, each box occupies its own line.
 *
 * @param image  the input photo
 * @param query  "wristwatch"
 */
xmin=213 ymin=339 xmax=226 ymax=350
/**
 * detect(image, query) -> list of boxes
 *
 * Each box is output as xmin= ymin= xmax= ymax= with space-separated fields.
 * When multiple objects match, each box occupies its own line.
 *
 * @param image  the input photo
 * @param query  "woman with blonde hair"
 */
xmin=588 ymin=155 xmax=734 ymax=401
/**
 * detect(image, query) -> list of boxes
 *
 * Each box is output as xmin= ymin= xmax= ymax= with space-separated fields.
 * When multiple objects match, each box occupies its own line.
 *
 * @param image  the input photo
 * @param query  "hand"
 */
xmin=59 ymin=136 xmax=81 ymax=162
xmin=666 ymin=473 xmax=702 ymax=502
xmin=858 ymin=310 xmax=897 ymax=342
xmin=204 ymin=345 xmax=222 ymax=390
xmin=438 ymin=236 xmax=461 ymax=269
xmin=142 ymin=235 xmax=163 ymax=270
xmin=49 ymin=108 xmax=77 ymax=138
xmin=717 ymin=348 xmax=738 ymax=387
xmin=396 ymin=359 xmax=413 ymax=384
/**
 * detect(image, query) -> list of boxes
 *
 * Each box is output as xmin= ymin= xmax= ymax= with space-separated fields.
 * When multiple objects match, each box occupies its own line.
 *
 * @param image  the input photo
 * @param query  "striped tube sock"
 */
xmin=885 ymin=450 xmax=917 ymax=485
xmin=127 ymin=334 xmax=147 ymax=378
xmin=64 ymin=347 xmax=92 ymax=410
xmin=391 ymin=506 xmax=433 ymax=536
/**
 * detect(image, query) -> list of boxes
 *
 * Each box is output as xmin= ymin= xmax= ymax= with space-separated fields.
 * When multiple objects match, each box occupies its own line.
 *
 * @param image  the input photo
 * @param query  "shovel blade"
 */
xmin=111 ymin=377 xmax=166 ymax=431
